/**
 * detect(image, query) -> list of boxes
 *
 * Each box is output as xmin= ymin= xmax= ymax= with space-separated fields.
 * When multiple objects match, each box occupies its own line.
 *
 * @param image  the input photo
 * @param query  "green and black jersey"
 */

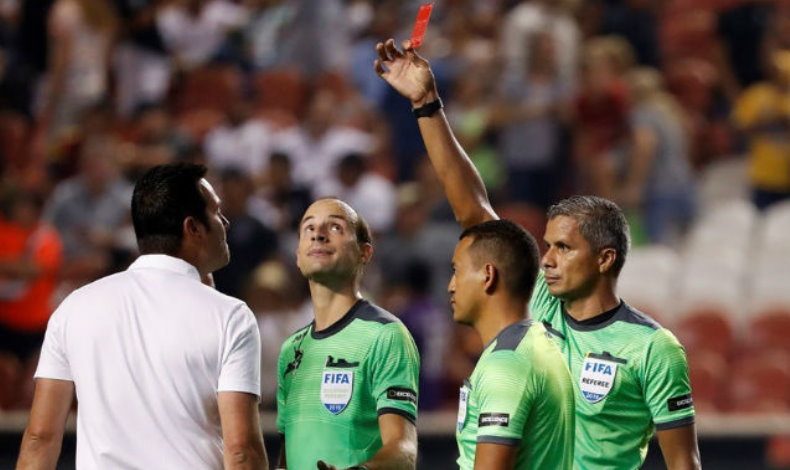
xmin=529 ymin=272 xmax=695 ymax=469
xmin=276 ymin=300 xmax=420 ymax=469
xmin=456 ymin=320 xmax=575 ymax=470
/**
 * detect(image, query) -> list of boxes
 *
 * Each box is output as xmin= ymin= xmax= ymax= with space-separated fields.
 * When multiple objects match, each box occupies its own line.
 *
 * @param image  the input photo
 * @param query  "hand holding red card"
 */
xmin=410 ymin=3 xmax=434 ymax=49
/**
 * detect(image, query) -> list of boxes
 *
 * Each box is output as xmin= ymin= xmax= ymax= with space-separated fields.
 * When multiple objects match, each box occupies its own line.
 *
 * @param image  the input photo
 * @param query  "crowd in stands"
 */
xmin=1 ymin=0 xmax=790 ymax=421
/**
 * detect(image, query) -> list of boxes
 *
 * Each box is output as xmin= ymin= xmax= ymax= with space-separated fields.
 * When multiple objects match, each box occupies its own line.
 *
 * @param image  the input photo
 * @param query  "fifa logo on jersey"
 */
xmin=321 ymin=370 xmax=354 ymax=415
xmin=584 ymin=362 xmax=613 ymax=375
xmin=580 ymin=355 xmax=619 ymax=404
xmin=324 ymin=373 xmax=351 ymax=384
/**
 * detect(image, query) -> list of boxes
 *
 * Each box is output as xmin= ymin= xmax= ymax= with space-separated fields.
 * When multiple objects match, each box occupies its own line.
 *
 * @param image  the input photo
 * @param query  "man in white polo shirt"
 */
xmin=16 ymin=163 xmax=268 ymax=470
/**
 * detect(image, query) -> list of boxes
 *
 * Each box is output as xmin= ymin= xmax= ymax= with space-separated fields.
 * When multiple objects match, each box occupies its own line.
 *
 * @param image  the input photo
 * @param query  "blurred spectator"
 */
xmin=274 ymin=89 xmax=376 ymax=186
xmin=492 ymin=29 xmax=570 ymax=209
xmin=204 ymin=95 xmax=275 ymax=182
xmin=247 ymin=259 xmax=311 ymax=408
xmin=157 ymin=0 xmax=246 ymax=70
xmin=213 ymin=167 xmax=278 ymax=299
xmin=44 ymin=136 xmax=134 ymax=285
xmin=0 ymin=187 xmax=62 ymax=409
xmin=732 ymin=50 xmax=790 ymax=210
xmin=446 ymin=72 xmax=504 ymax=195
xmin=38 ymin=0 xmax=118 ymax=139
xmin=595 ymin=0 xmax=660 ymax=68
xmin=715 ymin=0 xmax=773 ymax=99
xmin=120 ymin=103 xmax=192 ymax=179
xmin=243 ymin=0 xmax=295 ymax=71
xmin=501 ymin=0 xmax=580 ymax=92
xmin=113 ymin=0 xmax=172 ymax=117
xmin=315 ymin=153 xmax=397 ymax=234
xmin=623 ymin=67 xmax=696 ymax=245
xmin=573 ymin=36 xmax=633 ymax=199
xmin=256 ymin=151 xmax=313 ymax=233
xmin=381 ymin=260 xmax=452 ymax=411
xmin=275 ymin=0 xmax=350 ymax=75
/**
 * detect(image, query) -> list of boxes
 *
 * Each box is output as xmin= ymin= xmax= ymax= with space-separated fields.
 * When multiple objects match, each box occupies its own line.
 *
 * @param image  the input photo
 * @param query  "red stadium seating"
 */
xmin=726 ymin=352 xmax=790 ymax=413
xmin=675 ymin=308 xmax=735 ymax=358
xmin=174 ymin=66 xmax=243 ymax=115
xmin=254 ymin=69 xmax=309 ymax=119
xmin=688 ymin=352 xmax=726 ymax=412
xmin=747 ymin=309 xmax=790 ymax=356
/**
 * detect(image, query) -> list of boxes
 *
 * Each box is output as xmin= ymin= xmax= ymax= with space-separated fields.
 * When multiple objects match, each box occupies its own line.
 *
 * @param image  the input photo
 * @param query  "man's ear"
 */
xmin=360 ymin=242 xmax=374 ymax=265
xmin=598 ymin=247 xmax=617 ymax=274
xmin=483 ymin=263 xmax=498 ymax=294
xmin=184 ymin=216 xmax=203 ymax=240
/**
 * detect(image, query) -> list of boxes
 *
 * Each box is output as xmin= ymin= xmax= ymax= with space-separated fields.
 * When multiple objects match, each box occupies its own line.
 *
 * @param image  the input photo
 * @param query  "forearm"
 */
xmin=223 ymin=442 xmax=268 ymax=470
xmin=357 ymin=438 xmax=417 ymax=470
xmin=413 ymin=92 xmax=497 ymax=228
xmin=16 ymin=430 xmax=63 ymax=470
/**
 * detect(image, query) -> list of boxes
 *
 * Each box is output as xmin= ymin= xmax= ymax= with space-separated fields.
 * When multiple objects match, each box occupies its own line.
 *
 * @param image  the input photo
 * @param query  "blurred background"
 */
xmin=1 ymin=0 xmax=790 ymax=468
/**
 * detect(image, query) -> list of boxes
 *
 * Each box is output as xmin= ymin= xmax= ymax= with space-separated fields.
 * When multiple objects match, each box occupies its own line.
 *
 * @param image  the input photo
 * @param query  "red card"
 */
xmin=410 ymin=3 xmax=434 ymax=48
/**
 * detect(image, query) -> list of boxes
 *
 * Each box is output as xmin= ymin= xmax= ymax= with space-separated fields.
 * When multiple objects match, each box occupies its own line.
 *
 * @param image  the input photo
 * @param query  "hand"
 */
xmin=374 ymin=38 xmax=438 ymax=107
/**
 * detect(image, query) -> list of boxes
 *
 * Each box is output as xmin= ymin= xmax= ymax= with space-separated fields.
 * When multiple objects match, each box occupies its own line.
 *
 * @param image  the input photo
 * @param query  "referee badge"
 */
xmin=457 ymin=381 xmax=470 ymax=432
xmin=579 ymin=353 xmax=619 ymax=403
xmin=321 ymin=370 xmax=354 ymax=415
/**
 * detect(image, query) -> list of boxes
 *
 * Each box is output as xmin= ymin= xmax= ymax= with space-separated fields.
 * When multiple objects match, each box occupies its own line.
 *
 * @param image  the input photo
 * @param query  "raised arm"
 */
xmin=374 ymin=39 xmax=497 ymax=229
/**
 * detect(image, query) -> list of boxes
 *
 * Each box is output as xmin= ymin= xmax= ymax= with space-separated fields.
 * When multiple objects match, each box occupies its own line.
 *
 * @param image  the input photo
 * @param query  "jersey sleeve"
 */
xmin=528 ymin=271 xmax=560 ymax=323
xmin=276 ymin=338 xmax=291 ymax=434
xmin=473 ymin=352 xmax=533 ymax=446
xmin=369 ymin=322 xmax=420 ymax=424
xmin=642 ymin=329 xmax=696 ymax=430
xmin=218 ymin=304 xmax=261 ymax=398
xmin=35 ymin=298 xmax=73 ymax=381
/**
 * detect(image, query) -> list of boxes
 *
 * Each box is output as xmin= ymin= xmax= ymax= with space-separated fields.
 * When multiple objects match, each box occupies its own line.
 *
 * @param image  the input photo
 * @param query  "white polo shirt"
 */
xmin=36 ymin=254 xmax=261 ymax=470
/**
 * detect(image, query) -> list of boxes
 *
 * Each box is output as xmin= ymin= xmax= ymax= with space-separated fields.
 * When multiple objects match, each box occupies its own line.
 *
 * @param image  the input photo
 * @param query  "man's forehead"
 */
xmin=301 ymin=200 xmax=357 ymax=224
xmin=199 ymin=179 xmax=220 ymax=204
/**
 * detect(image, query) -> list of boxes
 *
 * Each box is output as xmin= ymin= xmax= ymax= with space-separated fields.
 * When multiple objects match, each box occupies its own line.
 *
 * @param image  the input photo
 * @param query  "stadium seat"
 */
xmin=747 ymin=309 xmax=790 ymax=356
xmin=175 ymin=66 xmax=243 ymax=115
xmin=687 ymin=351 xmax=726 ymax=412
xmin=176 ymin=108 xmax=224 ymax=143
xmin=727 ymin=352 xmax=790 ymax=412
xmin=254 ymin=69 xmax=310 ymax=119
xmin=675 ymin=307 xmax=736 ymax=358
xmin=618 ymin=246 xmax=680 ymax=324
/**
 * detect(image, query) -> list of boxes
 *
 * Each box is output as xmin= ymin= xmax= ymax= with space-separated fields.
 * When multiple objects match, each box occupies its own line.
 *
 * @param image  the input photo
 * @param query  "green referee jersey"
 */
xmin=529 ymin=272 xmax=696 ymax=469
xmin=276 ymin=300 xmax=420 ymax=469
xmin=456 ymin=320 xmax=575 ymax=470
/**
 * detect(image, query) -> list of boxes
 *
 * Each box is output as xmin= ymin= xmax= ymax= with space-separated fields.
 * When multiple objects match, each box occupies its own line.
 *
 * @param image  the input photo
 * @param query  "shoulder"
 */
xmin=614 ymin=302 xmax=662 ymax=331
xmin=280 ymin=323 xmax=312 ymax=354
xmin=355 ymin=301 xmax=400 ymax=326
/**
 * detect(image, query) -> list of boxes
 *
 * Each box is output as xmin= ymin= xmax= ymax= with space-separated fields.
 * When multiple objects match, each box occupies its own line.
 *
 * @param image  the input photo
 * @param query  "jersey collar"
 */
xmin=311 ymin=299 xmax=367 ymax=340
xmin=562 ymin=300 xmax=625 ymax=332
xmin=128 ymin=254 xmax=201 ymax=282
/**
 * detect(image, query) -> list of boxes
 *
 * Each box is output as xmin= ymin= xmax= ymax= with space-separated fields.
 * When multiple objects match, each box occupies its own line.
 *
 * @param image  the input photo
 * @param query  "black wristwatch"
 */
xmin=412 ymin=98 xmax=443 ymax=118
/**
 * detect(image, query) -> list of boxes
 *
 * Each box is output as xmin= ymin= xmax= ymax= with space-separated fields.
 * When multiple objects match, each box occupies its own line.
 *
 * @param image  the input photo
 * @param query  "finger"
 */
xmin=375 ymin=41 xmax=390 ymax=63
xmin=384 ymin=38 xmax=402 ymax=59
xmin=402 ymin=38 xmax=428 ymax=67
xmin=373 ymin=59 xmax=387 ymax=77
xmin=402 ymin=39 xmax=412 ymax=52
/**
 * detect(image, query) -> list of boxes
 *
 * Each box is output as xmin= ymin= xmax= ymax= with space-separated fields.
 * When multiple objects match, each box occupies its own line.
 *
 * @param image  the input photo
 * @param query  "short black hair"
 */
xmin=132 ymin=163 xmax=209 ymax=254
xmin=547 ymin=195 xmax=631 ymax=276
xmin=459 ymin=219 xmax=540 ymax=301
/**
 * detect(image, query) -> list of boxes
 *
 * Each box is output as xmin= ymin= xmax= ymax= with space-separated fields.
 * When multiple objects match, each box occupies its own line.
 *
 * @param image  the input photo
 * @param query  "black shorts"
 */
xmin=0 ymin=322 xmax=44 ymax=362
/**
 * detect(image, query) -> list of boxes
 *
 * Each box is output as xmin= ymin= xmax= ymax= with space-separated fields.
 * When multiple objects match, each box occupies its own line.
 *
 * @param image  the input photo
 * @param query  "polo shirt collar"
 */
xmin=128 ymin=254 xmax=201 ymax=282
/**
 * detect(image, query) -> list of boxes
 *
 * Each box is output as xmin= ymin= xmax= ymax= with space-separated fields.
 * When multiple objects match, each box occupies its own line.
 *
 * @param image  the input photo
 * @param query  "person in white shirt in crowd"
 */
xmin=16 ymin=163 xmax=267 ymax=470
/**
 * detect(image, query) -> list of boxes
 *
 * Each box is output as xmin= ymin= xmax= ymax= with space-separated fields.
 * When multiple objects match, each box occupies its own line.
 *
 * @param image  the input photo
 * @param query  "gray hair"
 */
xmin=547 ymin=196 xmax=631 ymax=276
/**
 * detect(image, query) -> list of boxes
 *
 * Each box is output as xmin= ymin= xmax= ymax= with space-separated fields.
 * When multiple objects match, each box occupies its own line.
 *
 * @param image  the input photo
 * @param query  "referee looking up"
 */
xmin=17 ymin=163 xmax=267 ymax=470
xmin=376 ymin=38 xmax=701 ymax=470
xmin=276 ymin=198 xmax=420 ymax=470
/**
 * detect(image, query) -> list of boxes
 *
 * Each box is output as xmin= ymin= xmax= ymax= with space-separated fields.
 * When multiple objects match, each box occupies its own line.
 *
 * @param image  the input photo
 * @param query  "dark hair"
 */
xmin=547 ymin=195 xmax=631 ymax=276
xmin=132 ymin=163 xmax=209 ymax=254
xmin=459 ymin=219 xmax=540 ymax=301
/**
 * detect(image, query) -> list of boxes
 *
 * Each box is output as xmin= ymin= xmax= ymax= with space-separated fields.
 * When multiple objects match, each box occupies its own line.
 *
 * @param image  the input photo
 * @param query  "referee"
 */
xmin=376 ymin=38 xmax=701 ymax=469
xmin=376 ymin=41 xmax=574 ymax=469
xmin=276 ymin=198 xmax=420 ymax=470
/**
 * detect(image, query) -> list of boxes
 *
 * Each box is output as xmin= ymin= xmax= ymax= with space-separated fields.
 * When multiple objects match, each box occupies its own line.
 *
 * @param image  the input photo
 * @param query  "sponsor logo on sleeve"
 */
xmin=386 ymin=387 xmax=417 ymax=403
xmin=479 ymin=413 xmax=510 ymax=427
xmin=667 ymin=394 xmax=694 ymax=412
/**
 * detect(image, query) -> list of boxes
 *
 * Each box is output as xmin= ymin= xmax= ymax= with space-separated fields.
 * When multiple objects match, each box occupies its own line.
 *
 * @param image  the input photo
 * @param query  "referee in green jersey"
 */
xmin=375 ymin=39 xmax=701 ymax=470
xmin=376 ymin=41 xmax=575 ymax=470
xmin=276 ymin=198 xmax=420 ymax=470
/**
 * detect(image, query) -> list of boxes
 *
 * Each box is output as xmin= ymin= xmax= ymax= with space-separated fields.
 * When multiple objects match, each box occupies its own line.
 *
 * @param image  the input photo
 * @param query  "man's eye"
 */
xmin=331 ymin=225 xmax=341 ymax=232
